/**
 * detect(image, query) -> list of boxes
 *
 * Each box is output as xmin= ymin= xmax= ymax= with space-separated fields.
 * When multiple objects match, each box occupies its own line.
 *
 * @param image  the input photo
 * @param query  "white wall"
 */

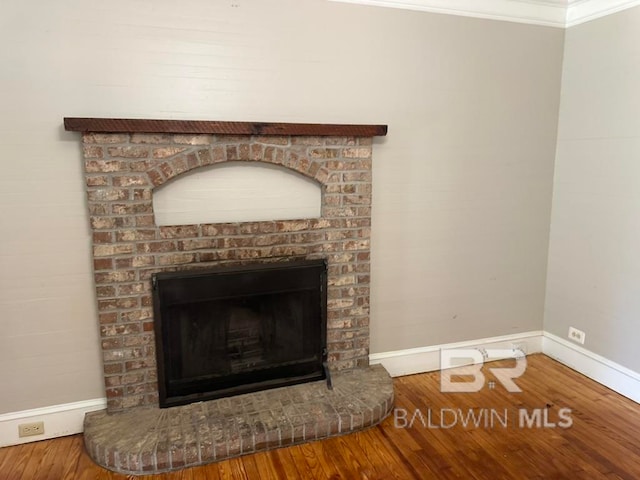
xmin=0 ymin=0 xmax=564 ymax=414
xmin=545 ymin=6 xmax=640 ymax=373
xmin=153 ymin=163 xmax=322 ymax=226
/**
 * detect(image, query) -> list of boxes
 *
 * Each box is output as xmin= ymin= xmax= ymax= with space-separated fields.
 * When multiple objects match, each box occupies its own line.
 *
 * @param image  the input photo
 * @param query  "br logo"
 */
xmin=440 ymin=348 xmax=527 ymax=393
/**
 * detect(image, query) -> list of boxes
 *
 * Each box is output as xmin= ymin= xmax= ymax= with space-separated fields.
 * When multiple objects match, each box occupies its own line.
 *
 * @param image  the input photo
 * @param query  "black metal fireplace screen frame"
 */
xmin=152 ymin=259 xmax=328 ymax=408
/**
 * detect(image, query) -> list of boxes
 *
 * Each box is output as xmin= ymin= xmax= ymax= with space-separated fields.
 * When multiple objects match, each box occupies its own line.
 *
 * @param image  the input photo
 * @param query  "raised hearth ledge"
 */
xmin=84 ymin=365 xmax=394 ymax=475
xmin=64 ymin=117 xmax=388 ymax=137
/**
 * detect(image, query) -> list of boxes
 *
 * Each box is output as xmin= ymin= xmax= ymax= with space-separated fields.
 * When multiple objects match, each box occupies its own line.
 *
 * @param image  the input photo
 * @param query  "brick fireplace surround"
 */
xmin=65 ymin=117 xmax=393 ymax=474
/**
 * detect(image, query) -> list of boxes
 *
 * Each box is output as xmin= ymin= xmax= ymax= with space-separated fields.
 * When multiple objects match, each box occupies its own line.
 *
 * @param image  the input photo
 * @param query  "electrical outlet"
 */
xmin=568 ymin=327 xmax=586 ymax=345
xmin=18 ymin=421 xmax=45 ymax=438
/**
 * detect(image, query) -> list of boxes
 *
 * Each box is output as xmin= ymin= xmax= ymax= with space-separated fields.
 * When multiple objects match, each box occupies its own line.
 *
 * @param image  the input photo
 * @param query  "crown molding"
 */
xmin=328 ymin=0 xmax=639 ymax=28
xmin=567 ymin=0 xmax=640 ymax=26
xmin=329 ymin=0 xmax=566 ymax=27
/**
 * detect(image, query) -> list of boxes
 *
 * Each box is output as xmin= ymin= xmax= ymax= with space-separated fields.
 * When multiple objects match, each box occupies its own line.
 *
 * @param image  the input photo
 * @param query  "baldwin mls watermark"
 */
xmin=440 ymin=348 xmax=527 ymax=393
xmin=394 ymin=406 xmax=573 ymax=429
xmin=394 ymin=348 xmax=573 ymax=430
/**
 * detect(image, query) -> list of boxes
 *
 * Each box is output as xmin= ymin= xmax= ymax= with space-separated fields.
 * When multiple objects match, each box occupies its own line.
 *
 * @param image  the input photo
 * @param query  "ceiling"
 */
xmin=328 ymin=0 xmax=640 ymax=28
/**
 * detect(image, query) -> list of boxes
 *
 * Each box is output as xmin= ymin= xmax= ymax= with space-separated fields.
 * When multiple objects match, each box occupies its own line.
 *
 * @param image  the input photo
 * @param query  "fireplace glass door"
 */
xmin=152 ymin=259 xmax=327 ymax=407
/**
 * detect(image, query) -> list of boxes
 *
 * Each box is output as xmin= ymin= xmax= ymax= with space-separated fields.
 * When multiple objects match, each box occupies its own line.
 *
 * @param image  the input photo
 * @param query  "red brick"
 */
xmin=211 ymin=146 xmax=225 ymax=163
xmin=116 ymin=229 xmax=156 ymax=242
xmin=108 ymin=146 xmax=149 ymax=158
xmin=226 ymin=145 xmax=238 ymax=160
xmin=178 ymin=238 xmax=219 ymax=250
xmin=120 ymin=309 xmax=152 ymax=322
xmin=99 ymin=312 xmax=118 ymax=325
xmin=173 ymin=134 xmax=211 ymax=145
xmin=186 ymin=152 xmax=200 ymax=169
xmin=137 ymin=241 xmax=175 ymax=253
xmin=171 ymin=156 xmax=189 ymax=176
xmin=159 ymin=162 xmax=174 ymax=178
xmin=159 ymin=225 xmax=199 ymax=238
xmin=93 ymin=258 xmax=113 ymax=271
xmin=131 ymin=133 xmax=172 ymax=144
xmin=86 ymin=176 xmax=109 ymax=187
xmin=93 ymin=231 xmax=113 ymax=244
xmin=342 ymin=147 xmax=371 ymax=158
xmin=276 ymin=220 xmax=309 ymax=232
xmin=148 ymin=169 xmax=164 ymax=186
xmin=83 ymin=146 xmax=104 ymax=159
xmin=85 ymin=160 xmax=126 ymax=172
xmin=95 ymin=270 xmax=136 ymax=284
xmin=309 ymin=148 xmax=340 ymax=159
xmin=250 ymin=143 xmax=264 ymax=160
xmin=131 ymin=256 xmax=155 ymax=267
xmin=136 ymin=215 xmax=155 ymax=227
xmin=125 ymin=359 xmax=154 ymax=371
xmin=157 ymin=253 xmax=196 ymax=266
xmin=98 ymin=297 xmax=139 ymax=311
xmin=343 ymin=171 xmax=372 ymax=182
xmin=114 ymin=217 xmax=136 ymax=228
xmin=123 ymin=334 xmax=153 ymax=347
xmin=121 ymin=372 xmax=146 ymax=385
xmin=104 ymin=375 xmax=122 ymax=388
xmin=132 ymin=189 xmax=152 ymax=201
xmin=112 ymin=175 xmax=149 ymax=187
xmin=111 ymin=203 xmax=153 ymax=215
xmin=131 ymin=161 xmax=152 ymax=173
xmin=102 ymin=338 xmax=122 ymax=350
xmin=93 ymin=244 xmax=134 ymax=257
xmin=325 ymin=136 xmax=356 ymax=146
xmin=105 ymin=387 xmax=123 ymax=399
xmin=118 ymin=283 xmax=149 ymax=295
xmin=88 ymin=204 xmax=109 ymax=215
xmin=83 ymin=133 xmax=129 ymax=144
xmin=96 ymin=286 xmax=116 ymax=297
xmin=87 ymin=188 xmax=129 ymax=202
xmin=104 ymin=363 xmax=124 ymax=375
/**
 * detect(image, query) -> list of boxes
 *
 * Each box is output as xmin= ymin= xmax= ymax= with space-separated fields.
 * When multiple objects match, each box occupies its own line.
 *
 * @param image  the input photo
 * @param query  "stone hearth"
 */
xmin=84 ymin=365 xmax=393 ymax=474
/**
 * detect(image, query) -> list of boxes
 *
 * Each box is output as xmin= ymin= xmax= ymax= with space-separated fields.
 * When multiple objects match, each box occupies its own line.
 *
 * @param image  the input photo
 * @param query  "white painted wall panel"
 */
xmin=545 ymin=6 xmax=640 ymax=372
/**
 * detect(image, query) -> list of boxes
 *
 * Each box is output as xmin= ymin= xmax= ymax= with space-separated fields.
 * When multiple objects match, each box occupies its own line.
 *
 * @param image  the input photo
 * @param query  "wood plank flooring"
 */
xmin=1 ymin=354 xmax=639 ymax=479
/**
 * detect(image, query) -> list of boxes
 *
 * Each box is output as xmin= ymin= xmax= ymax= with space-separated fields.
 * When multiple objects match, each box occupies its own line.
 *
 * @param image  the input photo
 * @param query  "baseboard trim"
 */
xmin=369 ymin=330 xmax=543 ymax=377
xmin=0 ymin=398 xmax=106 ymax=448
xmin=3 ymin=329 xmax=638 ymax=447
xmin=542 ymin=332 xmax=640 ymax=403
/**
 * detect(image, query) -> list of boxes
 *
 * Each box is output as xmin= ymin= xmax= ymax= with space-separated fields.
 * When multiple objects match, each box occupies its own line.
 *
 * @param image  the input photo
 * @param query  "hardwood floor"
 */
xmin=1 ymin=354 xmax=639 ymax=479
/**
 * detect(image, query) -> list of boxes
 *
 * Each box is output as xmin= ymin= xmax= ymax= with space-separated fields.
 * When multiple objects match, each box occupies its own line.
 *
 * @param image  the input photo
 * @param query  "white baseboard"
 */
xmin=3 ymin=329 xmax=638 ymax=448
xmin=369 ymin=330 xmax=543 ymax=377
xmin=0 ymin=398 xmax=106 ymax=448
xmin=542 ymin=332 xmax=640 ymax=404
xmin=370 ymin=330 xmax=640 ymax=405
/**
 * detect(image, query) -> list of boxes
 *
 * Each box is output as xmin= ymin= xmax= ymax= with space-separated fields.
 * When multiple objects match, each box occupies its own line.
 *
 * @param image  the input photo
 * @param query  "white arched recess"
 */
xmin=153 ymin=162 xmax=322 ymax=226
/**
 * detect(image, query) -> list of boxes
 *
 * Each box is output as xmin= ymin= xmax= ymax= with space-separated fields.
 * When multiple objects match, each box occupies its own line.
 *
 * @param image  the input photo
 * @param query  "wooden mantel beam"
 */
xmin=64 ymin=117 xmax=388 ymax=137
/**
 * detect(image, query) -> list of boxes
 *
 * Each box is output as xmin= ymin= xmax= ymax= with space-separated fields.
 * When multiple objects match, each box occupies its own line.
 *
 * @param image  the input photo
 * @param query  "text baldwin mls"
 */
xmin=394 ymin=407 xmax=573 ymax=429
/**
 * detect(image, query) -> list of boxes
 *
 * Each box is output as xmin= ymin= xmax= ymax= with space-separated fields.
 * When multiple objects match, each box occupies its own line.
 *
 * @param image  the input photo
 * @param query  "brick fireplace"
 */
xmin=66 ymin=117 xmax=386 ymax=413
xmin=65 ymin=118 xmax=391 ymax=473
